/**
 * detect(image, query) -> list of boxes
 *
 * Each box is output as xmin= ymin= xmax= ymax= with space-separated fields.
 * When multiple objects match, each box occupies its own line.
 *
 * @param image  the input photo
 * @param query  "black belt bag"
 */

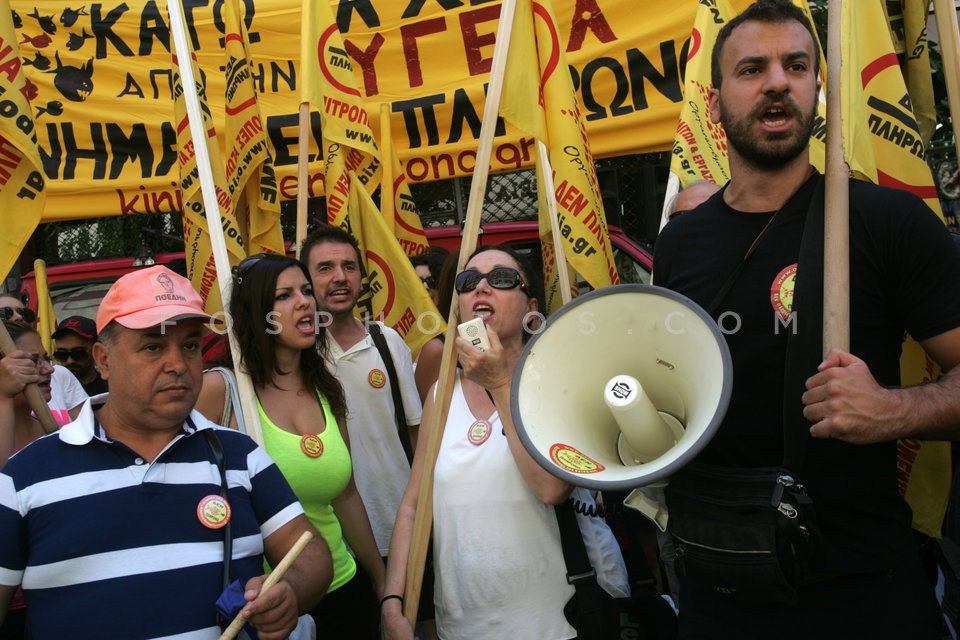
xmin=665 ymin=177 xmax=827 ymax=605
xmin=665 ymin=463 xmax=820 ymax=604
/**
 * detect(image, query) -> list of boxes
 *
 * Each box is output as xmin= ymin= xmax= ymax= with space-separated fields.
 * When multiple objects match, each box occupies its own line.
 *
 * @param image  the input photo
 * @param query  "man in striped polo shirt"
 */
xmin=0 ymin=265 xmax=332 ymax=639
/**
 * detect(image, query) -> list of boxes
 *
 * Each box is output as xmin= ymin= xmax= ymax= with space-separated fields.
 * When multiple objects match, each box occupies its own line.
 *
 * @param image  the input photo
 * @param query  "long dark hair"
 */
xmin=229 ymin=253 xmax=346 ymax=420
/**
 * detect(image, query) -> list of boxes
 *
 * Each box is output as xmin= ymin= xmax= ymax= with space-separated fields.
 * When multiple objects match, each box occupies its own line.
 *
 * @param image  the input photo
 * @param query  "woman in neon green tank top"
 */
xmin=196 ymin=253 xmax=385 ymax=639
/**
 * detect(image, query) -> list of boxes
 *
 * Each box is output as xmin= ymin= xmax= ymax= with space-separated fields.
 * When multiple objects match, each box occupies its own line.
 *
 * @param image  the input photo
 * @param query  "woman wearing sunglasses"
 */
xmin=0 ymin=321 xmax=55 ymax=640
xmin=0 ymin=295 xmax=87 ymax=428
xmin=194 ymin=253 xmax=385 ymax=640
xmin=382 ymin=246 xmax=579 ymax=640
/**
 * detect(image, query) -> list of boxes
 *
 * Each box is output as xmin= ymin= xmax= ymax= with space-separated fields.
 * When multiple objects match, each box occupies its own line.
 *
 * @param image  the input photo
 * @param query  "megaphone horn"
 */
xmin=510 ymin=284 xmax=732 ymax=491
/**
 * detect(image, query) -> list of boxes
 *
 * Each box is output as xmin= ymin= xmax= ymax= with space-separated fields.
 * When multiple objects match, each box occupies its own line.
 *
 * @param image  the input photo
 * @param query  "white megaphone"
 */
xmin=511 ymin=284 xmax=732 ymax=494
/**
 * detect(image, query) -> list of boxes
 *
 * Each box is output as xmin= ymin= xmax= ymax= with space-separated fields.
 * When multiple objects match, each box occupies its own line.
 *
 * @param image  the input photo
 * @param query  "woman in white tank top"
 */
xmin=381 ymin=247 xmax=577 ymax=640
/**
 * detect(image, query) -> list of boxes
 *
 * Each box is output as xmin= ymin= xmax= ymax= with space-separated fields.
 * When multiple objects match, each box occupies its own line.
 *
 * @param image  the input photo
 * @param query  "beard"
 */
xmin=719 ymin=92 xmax=817 ymax=170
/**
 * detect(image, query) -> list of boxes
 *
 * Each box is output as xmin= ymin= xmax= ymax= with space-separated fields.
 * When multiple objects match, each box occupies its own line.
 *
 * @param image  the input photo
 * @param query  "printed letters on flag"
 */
xmin=384 ymin=137 xmax=430 ymax=256
xmin=841 ymin=0 xmax=950 ymax=537
xmin=347 ymin=173 xmax=445 ymax=358
xmin=300 ymin=0 xmax=381 ymax=215
xmin=300 ymin=0 xmax=429 ymax=255
xmin=222 ymin=0 xmax=284 ymax=256
xmin=173 ymin=46 xmax=244 ymax=315
xmin=0 ymin=12 xmax=45 ymax=281
xmin=501 ymin=0 xmax=620 ymax=298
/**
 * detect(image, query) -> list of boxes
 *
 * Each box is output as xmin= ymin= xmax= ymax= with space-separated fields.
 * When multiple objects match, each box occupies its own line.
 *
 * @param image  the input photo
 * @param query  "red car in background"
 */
xmin=19 ymin=221 xmax=652 ymax=322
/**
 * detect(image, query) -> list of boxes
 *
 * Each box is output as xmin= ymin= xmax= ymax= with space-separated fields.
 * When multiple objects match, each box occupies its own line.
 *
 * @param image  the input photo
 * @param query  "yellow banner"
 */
xmin=9 ymin=0 xmax=695 ymax=220
xmin=0 ymin=11 xmax=45 ymax=280
xmin=347 ymin=173 xmax=445 ymax=358
xmin=502 ymin=0 xmax=620 ymax=292
xmin=301 ymin=0 xmax=429 ymax=256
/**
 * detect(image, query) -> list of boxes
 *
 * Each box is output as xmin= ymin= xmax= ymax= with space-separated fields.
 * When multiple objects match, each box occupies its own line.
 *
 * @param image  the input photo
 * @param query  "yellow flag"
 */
xmin=33 ymin=259 xmax=55 ymax=353
xmin=301 ymin=0 xmax=430 ymax=258
xmin=669 ymin=0 xmax=736 ymax=186
xmin=384 ymin=136 xmax=430 ymax=256
xmin=885 ymin=0 xmax=937 ymax=146
xmin=843 ymin=1 xmax=941 ymax=217
xmin=537 ymin=160 xmax=576 ymax=316
xmin=0 ymin=13 xmax=45 ymax=281
xmin=501 ymin=0 xmax=620 ymax=292
xmin=172 ymin=47 xmax=244 ymax=315
xmin=842 ymin=0 xmax=950 ymax=537
xmin=300 ymin=0 xmax=381 ymax=223
xmin=222 ymin=0 xmax=284 ymax=255
xmin=347 ymin=173 xmax=444 ymax=358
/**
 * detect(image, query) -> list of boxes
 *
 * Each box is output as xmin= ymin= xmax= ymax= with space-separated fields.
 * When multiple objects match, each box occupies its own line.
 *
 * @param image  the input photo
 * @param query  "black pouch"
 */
xmin=665 ymin=463 xmax=820 ymax=604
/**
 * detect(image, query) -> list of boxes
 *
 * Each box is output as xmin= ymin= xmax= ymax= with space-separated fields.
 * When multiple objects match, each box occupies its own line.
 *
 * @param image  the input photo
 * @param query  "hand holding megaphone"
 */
xmin=455 ymin=321 xmax=511 ymax=392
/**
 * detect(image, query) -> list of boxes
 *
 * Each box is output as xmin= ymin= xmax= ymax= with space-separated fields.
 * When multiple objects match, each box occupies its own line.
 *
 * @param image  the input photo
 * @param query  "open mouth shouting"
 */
xmin=471 ymin=302 xmax=493 ymax=321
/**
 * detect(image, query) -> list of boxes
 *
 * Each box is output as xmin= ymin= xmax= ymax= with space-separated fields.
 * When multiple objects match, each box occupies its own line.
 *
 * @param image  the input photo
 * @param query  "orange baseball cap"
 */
xmin=96 ymin=266 xmax=211 ymax=333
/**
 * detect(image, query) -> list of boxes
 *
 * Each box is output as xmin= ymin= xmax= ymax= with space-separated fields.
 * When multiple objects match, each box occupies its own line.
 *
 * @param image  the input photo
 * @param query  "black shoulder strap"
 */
xmin=555 ymin=499 xmax=606 ymax=640
xmin=202 ymin=426 xmax=233 ymax=592
xmin=782 ymin=174 xmax=825 ymax=471
xmin=368 ymin=323 xmax=414 ymax=465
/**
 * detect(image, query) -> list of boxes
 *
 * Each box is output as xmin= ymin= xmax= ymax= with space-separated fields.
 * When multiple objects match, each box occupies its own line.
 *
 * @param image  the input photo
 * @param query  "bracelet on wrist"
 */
xmin=380 ymin=594 xmax=404 ymax=608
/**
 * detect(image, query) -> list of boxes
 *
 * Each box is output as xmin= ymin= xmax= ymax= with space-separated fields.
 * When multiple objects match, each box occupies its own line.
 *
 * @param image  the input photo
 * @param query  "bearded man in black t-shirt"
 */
xmin=654 ymin=1 xmax=960 ymax=638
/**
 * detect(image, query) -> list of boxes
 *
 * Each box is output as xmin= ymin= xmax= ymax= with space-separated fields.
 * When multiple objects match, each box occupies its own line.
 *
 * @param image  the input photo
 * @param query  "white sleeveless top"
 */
xmin=432 ymin=375 xmax=576 ymax=640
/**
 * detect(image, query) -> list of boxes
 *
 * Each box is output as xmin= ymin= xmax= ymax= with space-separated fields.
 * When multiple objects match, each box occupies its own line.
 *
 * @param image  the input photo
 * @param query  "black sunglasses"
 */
xmin=454 ymin=267 xmax=527 ymax=294
xmin=0 ymin=306 xmax=36 ymax=323
xmin=419 ymin=276 xmax=437 ymax=289
xmin=54 ymin=347 xmax=90 ymax=363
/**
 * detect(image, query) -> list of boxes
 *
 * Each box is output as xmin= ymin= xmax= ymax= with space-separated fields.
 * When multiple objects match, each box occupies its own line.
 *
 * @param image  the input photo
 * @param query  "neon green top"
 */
xmin=259 ymin=391 xmax=357 ymax=592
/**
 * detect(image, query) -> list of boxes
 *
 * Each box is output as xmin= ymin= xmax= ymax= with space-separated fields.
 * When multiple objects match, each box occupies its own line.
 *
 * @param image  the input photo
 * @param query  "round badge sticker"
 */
xmin=368 ymin=369 xmax=387 ymax=389
xmin=300 ymin=434 xmax=324 ymax=458
xmin=770 ymin=263 xmax=797 ymax=320
xmin=197 ymin=494 xmax=231 ymax=529
xmin=549 ymin=444 xmax=606 ymax=474
xmin=467 ymin=419 xmax=491 ymax=446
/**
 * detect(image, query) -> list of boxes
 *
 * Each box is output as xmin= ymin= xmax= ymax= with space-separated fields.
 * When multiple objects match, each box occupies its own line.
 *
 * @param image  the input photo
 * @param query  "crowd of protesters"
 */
xmin=5 ymin=2 xmax=960 ymax=639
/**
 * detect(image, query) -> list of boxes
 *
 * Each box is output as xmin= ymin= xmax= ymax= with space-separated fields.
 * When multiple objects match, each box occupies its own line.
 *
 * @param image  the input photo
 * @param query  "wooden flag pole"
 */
xmin=402 ymin=0 xmax=520 ymax=624
xmin=537 ymin=141 xmax=574 ymax=306
xmin=296 ymin=103 xmax=311 ymax=250
xmin=167 ymin=0 xmax=264 ymax=446
xmin=933 ymin=0 xmax=960 ymax=162
xmin=380 ymin=103 xmax=397 ymax=231
xmin=218 ymin=531 xmax=314 ymax=640
xmin=823 ymin=0 xmax=850 ymax=354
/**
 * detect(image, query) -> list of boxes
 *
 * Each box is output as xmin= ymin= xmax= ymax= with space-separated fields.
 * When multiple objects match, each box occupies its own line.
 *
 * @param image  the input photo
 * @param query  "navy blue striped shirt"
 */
xmin=0 ymin=403 xmax=304 ymax=639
